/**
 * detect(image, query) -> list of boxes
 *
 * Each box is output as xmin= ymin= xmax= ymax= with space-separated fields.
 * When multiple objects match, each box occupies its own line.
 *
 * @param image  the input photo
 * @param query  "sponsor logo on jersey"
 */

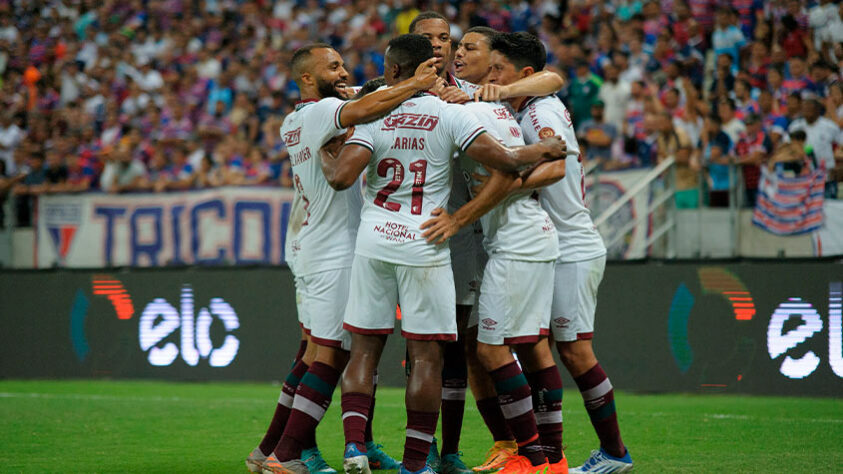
xmin=510 ymin=126 xmax=522 ymax=138
xmin=373 ymin=221 xmax=417 ymax=243
xmin=493 ymin=107 xmax=512 ymax=121
xmin=283 ymin=127 xmax=302 ymax=146
xmin=564 ymin=108 xmax=573 ymax=127
xmin=538 ymin=127 xmax=556 ymax=139
xmin=553 ymin=316 xmax=570 ymax=328
xmin=381 ymin=113 xmax=439 ymax=132
xmin=405 ymin=101 xmax=417 ymax=107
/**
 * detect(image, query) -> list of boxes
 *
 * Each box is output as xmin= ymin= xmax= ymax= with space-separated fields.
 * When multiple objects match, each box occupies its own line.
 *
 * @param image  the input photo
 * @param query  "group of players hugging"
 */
xmin=245 ymin=12 xmax=634 ymax=474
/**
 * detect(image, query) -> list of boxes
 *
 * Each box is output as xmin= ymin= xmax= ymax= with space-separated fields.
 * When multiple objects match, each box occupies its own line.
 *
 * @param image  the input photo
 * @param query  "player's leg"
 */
xmin=342 ymin=332 xmax=388 ymax=474
xmin=267 ymin=344 xmax=349 ymax=473
xmin=510 ymin=260 xmax=565 ymax=472
xmin=515 ymin=340 xmax=565 ymax=471
xmin=552 ymin=257 xmax=632 ymax=474
xmin=474 ymin=258 xmax=549 ymax=472
xmin=363 ymin=370 xmax=401 ymax=470
xmin=341 ymin=256 xmax=399 ymax=474
xmin=437 ymin=305 xmax=472 ymax=474
xmin=397 ymin=263 xmax=457 ymax=473
xmin=247 ymin=279 xmax=317 ymax=472
xmin=264 ymin=268 xmax=354 ymax=474
xmin=404 ymin=338 xmax=446 ymax=472
xmin=466 ymin=316 xmax=517 ymax=473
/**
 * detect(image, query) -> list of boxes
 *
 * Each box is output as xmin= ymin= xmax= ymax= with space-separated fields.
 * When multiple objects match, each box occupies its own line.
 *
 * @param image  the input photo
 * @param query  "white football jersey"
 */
xmin=347 ymin=93 xmax=486 ymax=266
xmin=516 ymin=95 xmax=606 ymax=262
xmin=281 ymin=97 xmax=363 ymax=276
xmin=458 ymin=101 xmax=558 ymax=261
xmin=447 ymin=74 xmax=485 ymax=262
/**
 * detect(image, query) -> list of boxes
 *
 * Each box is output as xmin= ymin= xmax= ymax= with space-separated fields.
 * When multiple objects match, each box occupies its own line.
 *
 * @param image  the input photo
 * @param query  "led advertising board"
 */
xmin=0 ymin=262 xmax=840 ymax=396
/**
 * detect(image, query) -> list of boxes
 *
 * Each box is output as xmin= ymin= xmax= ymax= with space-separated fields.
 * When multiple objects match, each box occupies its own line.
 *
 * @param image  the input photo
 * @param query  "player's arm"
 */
xmin=321 ymin=143 xmax=371 ymax=190
xmin=518 ymin=159 xmax=566 ymax=190
xmin=474 ymin=70 xmax=564 ymax=102
xmin=464 ymin=132 xmax=567 ymax=172
xmin=421 ymin=168 xmax=517 ymax=244
xmin=337 ymin=58 xmax=438 ymax=127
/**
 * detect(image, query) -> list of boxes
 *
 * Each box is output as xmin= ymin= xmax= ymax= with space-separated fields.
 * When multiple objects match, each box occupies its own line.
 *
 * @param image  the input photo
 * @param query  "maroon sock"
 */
xmin=403 ymin=410 xmax=439 ymax=471
xmin=295 ymin=339 xmax=307 ymax=362
xmin=364 ymin=372 xmax=378 ymax=443
xmin=342 ymin=392 xmax=372 ymax=453
xmin=476 ymin=397 xmax=514 ymax=442
xmin=574 ymin=364 xmax=625 ymax=458
xmin=441 ymin=340 xmax=467 ymax=455
xmin=526 ymin=366 xmax=564 ymax=463
xmin=489 ymin=361 xmax=545 ymax=466
xmin=258 ymin=360 xmax=309 ymax=456
xmin=275 ymin=362 xmax=341 ymax=461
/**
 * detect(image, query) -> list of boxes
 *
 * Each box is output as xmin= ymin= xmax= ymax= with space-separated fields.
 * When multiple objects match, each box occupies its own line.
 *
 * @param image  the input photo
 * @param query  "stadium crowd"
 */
xmin=1 ymin=0 xmax=842 ymax=228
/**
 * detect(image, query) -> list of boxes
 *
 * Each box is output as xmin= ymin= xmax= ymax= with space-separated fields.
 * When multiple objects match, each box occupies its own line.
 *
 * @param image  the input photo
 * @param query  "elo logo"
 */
xmin=767 ymin=282 xmax=842 ymax=380
xmin=70 ymin=277 xmax=240 ymax=368
xmin=139 ymin=285 xmax=240 ymax=367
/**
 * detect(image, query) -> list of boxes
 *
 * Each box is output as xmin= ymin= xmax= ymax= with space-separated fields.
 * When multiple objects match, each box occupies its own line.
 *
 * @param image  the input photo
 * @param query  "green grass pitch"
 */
xmin=0 ymin=379 xmax=841 ymax=472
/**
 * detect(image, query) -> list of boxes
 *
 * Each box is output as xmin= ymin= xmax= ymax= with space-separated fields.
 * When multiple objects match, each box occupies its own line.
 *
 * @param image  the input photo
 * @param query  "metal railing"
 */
xmin=593 ymin=156 xmax=677 ymax=258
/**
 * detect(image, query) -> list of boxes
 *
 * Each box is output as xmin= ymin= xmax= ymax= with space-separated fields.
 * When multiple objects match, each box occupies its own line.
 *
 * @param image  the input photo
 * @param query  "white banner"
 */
xmin=36 ymin=187 xmax=295 ymax=268
xmin=586 ymin=168 xmax=654 ymax=260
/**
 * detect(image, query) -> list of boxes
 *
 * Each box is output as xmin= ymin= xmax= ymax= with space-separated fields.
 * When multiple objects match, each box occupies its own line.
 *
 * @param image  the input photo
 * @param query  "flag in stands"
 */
xmin=752 ymin=165 xmax=825 ymax=236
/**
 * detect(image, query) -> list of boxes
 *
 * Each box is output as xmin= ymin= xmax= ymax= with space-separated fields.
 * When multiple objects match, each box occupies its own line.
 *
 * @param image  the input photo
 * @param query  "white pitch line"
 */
xmin=0 ymin=392 xmax=265 ymax=404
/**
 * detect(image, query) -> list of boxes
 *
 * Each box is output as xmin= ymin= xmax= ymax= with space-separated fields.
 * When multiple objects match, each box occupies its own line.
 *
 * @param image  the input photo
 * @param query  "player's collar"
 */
xmin=446 ymin=71 xmax=459 ymax=87
xmin=516 ymin=96 xmax=540 ymax=113
xmin=294 ymin=98 xmax=319 ymax=110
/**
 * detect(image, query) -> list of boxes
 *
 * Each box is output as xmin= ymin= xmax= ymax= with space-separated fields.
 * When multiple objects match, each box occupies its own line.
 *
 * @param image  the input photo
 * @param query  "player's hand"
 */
xmin=474 ymin=83 xmax=510 ymax=102
xmin=420 ymin=207 xmax=460 ymax=244
xmin=430 ymin=77 xmax=447 ymax=95
xmin=539 ymin=136 xmax=568 ymax=161
xmin=438 ymin=86 xmax=471 ymax=104
xmin=412 ymin=58 xmax=439 ymax=91
xmin=470 ymin=172 xmax=490 ymax=195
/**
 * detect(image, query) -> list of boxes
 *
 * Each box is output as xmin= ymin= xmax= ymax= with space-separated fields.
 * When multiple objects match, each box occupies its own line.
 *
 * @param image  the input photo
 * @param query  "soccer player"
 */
xmin=319 ymin=34 xmax=567 ymax=474
xmin=422 ymin=26 xmax=569 ymax=474
xmin=252 ymin=43 xmax=439 ymax=474
xmin=488 ymin=33 xmax=634 ymax=473
xmin=409 ymin=14 xmax=565 ymax=473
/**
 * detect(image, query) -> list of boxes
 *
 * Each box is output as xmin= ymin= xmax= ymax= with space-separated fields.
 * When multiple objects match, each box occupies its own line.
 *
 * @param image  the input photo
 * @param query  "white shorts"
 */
xmin=450 ymin=227 xmax=485 ymax=306
xmin=344 ymin=255 xmax=457 ymax=341
xmin=475 ymin=258 xmax=554 ymax=345
xmin=549 ymin=255 xmax=606 ymax=342
xmin=295 ymin=267 xmax=352 ymax=350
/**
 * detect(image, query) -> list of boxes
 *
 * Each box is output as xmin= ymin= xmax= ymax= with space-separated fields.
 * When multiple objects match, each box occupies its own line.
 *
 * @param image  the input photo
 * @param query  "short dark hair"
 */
xmin=355 ymin=77 xmax=386 ymax=99
xmin=491 ymin=32 xmax=545 ymax=72
xmin=386 ymin=34 xmax=434 ymax=81
xmin=409 ymin=11 xmax=448 ymax=34
xmin=291 ymin=43 xmax=333 ymax=81
xmin=791 ymin=130 xmax=807 ymax=141
xmin=464 ymin=26 xmax=498 ymax=45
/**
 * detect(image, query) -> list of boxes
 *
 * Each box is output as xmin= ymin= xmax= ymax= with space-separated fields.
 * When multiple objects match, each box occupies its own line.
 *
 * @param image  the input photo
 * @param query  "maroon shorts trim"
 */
xmin=309 ymin=335 xmax=345 ymax=349
xmin=504 ymin=334 xmax=548 ymax=345
xmin=343 ymin=323 xmax=394 ymax=335
xmin=401 ymin=330 xmax=458 ymax=342
xmin=540 ymin=328 xmax=550 ymax=336
xmin=577 ymin=332 xmax=594 ymax=340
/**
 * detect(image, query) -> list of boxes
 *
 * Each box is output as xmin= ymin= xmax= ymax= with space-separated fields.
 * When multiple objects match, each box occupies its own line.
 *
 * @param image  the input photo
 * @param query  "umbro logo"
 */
xmin=480 ymin=317 xmax=498 ymax=332
xmin=553 ymin=317 xmax=570 ymax=328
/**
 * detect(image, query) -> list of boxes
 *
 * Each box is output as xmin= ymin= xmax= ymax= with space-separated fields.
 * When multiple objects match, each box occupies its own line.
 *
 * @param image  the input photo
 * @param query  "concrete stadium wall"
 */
xmin=1 ymin=261 xmax=841 ymax=396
